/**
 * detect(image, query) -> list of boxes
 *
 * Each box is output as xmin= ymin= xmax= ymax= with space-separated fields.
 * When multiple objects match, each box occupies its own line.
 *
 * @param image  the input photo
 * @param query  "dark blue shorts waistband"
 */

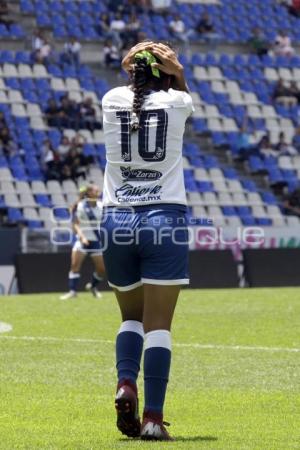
xmin=103 ymin=203 xmax=187 ymax=213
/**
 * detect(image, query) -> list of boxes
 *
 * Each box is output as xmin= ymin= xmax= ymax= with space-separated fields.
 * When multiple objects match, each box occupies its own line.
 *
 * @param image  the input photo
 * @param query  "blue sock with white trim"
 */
xmin=68 ymin=271 xmax=80 ymax=292
xmin=91 ymin=272 xmax=102 ymax=289
xmin=144 ymin=330 xmax=172 ymax=416
xmin=116 ymin=320 xmax=144 ymax=391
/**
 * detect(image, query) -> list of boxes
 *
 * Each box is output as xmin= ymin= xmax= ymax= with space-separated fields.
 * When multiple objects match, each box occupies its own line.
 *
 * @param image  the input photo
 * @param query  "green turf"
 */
xmin=0 ymin=288 xmax=299 ymax=449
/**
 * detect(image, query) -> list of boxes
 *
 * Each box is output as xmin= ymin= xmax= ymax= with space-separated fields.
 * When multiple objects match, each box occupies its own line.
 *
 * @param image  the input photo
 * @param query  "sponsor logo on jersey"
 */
xmin=115 ymin=183 xmax=162 ymax=203
xmin=120 ymin=166 xmax=162 ymax=182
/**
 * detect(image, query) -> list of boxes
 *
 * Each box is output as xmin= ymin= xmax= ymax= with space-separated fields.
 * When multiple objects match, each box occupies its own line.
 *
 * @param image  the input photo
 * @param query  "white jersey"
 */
xmin=102 ymin=86 xmax=193 ymax=207
xmin=74 ymin=199 xmax=103 ymax=242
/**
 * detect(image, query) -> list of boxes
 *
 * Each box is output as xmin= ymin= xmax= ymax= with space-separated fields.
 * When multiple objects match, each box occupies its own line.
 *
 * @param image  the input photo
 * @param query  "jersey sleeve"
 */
xmin=181 ymin=91 xmax=194 ymax=117
xmin=102 ymin=86 xmax=132 ymax=111
xmin=168 ymin=88 xmax=194 ymax=118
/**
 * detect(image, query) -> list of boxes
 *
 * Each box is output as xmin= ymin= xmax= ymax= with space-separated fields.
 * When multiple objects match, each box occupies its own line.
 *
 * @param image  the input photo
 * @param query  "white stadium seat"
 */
xmin=285 ymin=216 xmax=300 ymax=226
xmin=227 ymin=180 xmax=243 ymax=192
xmin=261 ymin=105 xmax=277 ymax=119
xmin=51 ymin=194 xmax=67 ymax=207
xmin=0 ymin=168 xmax=13 ymax=181
xmin=11 ymin=104 xmax=27 ymax=117
xmin=27 ymin=104 xmax=42 ymax=117
xmin=205 ymin=105 xmax=220 ymax=118
xmin=187 ymin=192 xmax=203 ymax=206
xmin=93 ymin=130 xmax=105 ymax=143
xmin=207 ymin=118 xmax=223 ymax=131
xmin=30 ymin=117 xmax=47 ymax=130
xmin=51 ymin=78 xmax=66 ymax=91
xmin=0 ymin=180 xmax=15 ymax=194
xmin=247 ymin=193 xmax=263 ymax=206
xmin=23 ymin=207 xmax=39 ymax=221
xmin=39 ymin=207 xmax=52 ymax=221
xmin=267 ymin=205 xmax=283 ymax=217
xmin=278 ymin=68 xmax=293 ymax=82
xmin=292 ymin=68 xmax=300 ymax=81
xmin=211 ymin=81 xmax=226 ymax=93
xmin=194 ymin=67 xmax=209 ymax=80
xmin=62 ymin=180 xmax=78 ymax=194
xmin=47 ymin=180 xmax=62 ymax=194
xmin=0 ymin=90 xmax=8 ymax=103
xmin=193 ymin=206 xmax=206 ymax=217
xmin=3 ymin=63 xmax=18 ymax=77
xmin=202 ymin=192 xmax=218 ymax=206
xmin=18 ymin=64 xmax=33 ymax=78
xmin=223 ymin=118 xmax=238 ymax=132
xmin=190 ymin=92 xmax=202 ymax=105
xmin=264 ymin=68 xmax=279 ymax=81
xmin=247 ymin=105 xmax=262 ymax=119
xmin=66 ymin=193 xmax=78 ymax=207
xmin=15 ymin=181 xmax=31 ymax=194
xmin=82 ymin=91 xmax=98 ymax=103
xmin=8 ymin=90 xmax=23 ymax=103
xmin=194 ymin=168 xmax=210 ymax=181
xmin=252 ymin=206 xmax=267 ymax=218
xmin=209 ymin=168 xmax=224 ymax=180
xmin=207 ymin=67 xmax=223 ymax=80
xmin=213 ymin=180 xmax=228 ymax=192
xmin=231 ymin=193 xmax=248 ymax=206
xmin=226 ymin=216 xmax=242 ymax=227
xmin=31 ymin=181 xmax=47 ymax=195
xmin=19 ymin=193 xmax=37 ymax=207
xmin=65 ymin=78 xmax=81 ymax=91
xmin=32 ymin=64 xmax=49 ymax=78
xmin=218 ymin=192 xmax=233 ymax=205
xmin=4 ymin=193 xmax=20 ymax=208
xmin=69 ymin=91 xmax=83 ymax=103
xmin=182 ymin=157 xmax=191 ymax=169
xmin=193 ymin=105 xmax=205 ymax=118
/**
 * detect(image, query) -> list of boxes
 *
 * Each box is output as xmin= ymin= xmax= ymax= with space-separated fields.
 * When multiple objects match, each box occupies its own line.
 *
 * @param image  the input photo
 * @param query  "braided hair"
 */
xmin=130 ymin=53 xmax=171 ymax=133
xmin=131 ymin=57 xmax=149 ymax=132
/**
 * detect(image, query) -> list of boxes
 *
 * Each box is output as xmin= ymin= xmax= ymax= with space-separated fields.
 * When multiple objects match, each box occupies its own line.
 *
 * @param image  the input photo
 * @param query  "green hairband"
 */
xmin=134 ymin=50 xmax=160 ymax=78
xmin=79 ymin=185 xmax=87 ymax=194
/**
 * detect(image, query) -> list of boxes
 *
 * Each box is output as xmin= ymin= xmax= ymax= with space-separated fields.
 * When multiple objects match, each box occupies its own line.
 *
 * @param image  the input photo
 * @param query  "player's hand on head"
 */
xmin=122 ymin=41 xmax=155 ymax=73
xmin=150 ymin=43 xmax=183 ymax=77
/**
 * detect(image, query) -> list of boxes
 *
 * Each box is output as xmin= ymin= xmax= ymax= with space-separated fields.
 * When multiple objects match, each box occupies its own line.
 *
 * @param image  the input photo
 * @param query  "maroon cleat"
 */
xmin=115 ymin=381 xmax=141 ymax=438
xmin=141 ymin=411 xmax=173 ymax=441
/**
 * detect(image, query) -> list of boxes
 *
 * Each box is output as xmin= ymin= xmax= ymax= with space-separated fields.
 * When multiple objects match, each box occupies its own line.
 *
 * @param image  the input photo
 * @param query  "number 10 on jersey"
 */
xmin=117 ymin=109 xmax=168 ymax=162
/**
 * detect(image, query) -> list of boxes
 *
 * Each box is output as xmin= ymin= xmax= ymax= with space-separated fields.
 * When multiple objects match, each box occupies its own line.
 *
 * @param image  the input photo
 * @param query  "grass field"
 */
xmin=0 ymin=288 xmax=299 ymax=450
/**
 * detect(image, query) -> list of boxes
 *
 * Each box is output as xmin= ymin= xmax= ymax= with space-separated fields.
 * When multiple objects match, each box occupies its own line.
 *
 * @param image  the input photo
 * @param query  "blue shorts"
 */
xmin=73 ymin=239 xmax=103 ymax=256
xmin=100 ymin=204 xmax=189 ymax=291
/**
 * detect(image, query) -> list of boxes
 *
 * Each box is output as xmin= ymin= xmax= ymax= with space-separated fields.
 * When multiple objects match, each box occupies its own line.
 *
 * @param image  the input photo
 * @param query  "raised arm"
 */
xmin=149 ymin=43 xmax=189 ymax=93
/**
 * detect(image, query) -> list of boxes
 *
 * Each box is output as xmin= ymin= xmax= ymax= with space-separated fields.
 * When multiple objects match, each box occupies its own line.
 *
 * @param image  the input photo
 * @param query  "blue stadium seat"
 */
xmin=8 ymin=208 xmax=24 ymax=223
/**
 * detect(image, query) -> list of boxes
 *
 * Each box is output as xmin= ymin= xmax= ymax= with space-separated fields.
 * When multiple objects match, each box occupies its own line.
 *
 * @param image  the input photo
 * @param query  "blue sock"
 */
xmin=91 ymin=272 xmax=102 ymax=289
xmin=68 ymin=271 xmax=80 ymax=292
xmin=116 ymin=320 xmax=144 ymax=387
xmin=144 ymin=330 xmax=172 ymax=415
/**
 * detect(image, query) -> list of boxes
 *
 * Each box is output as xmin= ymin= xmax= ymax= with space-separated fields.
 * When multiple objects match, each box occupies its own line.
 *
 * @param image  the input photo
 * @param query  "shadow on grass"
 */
xmin=174 ymin=436 xmax=218 ymax=442
xmin=119 ymin=436 xmax=218 ymax=443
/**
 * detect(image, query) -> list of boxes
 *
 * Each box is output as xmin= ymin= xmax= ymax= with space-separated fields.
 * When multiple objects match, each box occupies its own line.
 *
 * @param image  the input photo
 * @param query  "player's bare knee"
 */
xmin=143 ymin=319 xmax=172 ymax=333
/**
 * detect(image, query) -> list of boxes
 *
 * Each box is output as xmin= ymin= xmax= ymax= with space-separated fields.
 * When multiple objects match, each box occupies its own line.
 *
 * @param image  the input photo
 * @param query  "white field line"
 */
xmin=0 ymin=322 xmax=12 ymax=333
xmin=0 ymin=334 xmax=299 ymax=353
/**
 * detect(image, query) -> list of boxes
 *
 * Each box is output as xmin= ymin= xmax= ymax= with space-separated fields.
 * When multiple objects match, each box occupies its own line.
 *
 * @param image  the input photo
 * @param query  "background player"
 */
xmin=60 ymin=184 xmax=105 ymax=300
xmin=101 ymin=41 xmax=193 ymax=440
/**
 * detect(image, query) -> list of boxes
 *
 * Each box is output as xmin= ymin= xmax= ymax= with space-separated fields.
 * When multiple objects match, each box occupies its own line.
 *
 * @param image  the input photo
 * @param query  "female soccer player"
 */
xmin=101 ymin=41 xmax=193 ymax=440
xmin=60 ymin=183 xmax=105 ymax=300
